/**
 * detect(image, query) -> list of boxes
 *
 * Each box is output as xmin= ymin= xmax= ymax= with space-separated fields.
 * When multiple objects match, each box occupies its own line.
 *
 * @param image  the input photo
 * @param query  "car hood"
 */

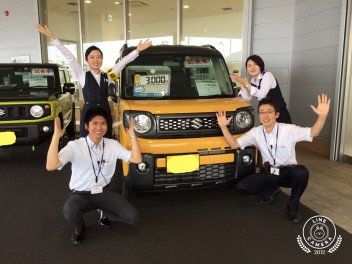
xmin=123 ymin=97 xmax=252 ymax=113
xmin=0 ymin=91 xmax=58 ymax=101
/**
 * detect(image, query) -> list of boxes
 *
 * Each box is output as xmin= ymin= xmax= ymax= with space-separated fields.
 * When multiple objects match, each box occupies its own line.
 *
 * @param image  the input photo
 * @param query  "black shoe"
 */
xmin=71 ymin=221 xmax=85 ymax=245
xmin=260 ymin=188 xmax=281 ymax=204
xmin=287 ymin=210 xmax=301 ymax=223
xmin=71 ymin=232 xmax=84 ymax=245
xmin=97 ymin=209 xmax=111 ymax=228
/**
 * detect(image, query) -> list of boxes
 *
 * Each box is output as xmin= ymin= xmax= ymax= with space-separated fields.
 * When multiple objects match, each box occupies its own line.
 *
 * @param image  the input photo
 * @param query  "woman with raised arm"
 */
xmin=36 ymin=24 xmax=152 ymax=138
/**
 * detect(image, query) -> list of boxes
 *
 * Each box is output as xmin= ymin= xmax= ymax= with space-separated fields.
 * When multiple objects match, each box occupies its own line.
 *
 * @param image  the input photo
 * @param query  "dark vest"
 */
xmin=83 ymin=71 xmax=110 ymax=113
xmin=253 ymin=72 xmax=287 ymax=108
xmin=253 ymin=72 xmax=292 ymax=124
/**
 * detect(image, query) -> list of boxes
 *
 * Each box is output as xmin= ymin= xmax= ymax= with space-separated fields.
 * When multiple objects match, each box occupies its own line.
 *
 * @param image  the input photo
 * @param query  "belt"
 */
xmin=260 ymin=164 xmax=297 ymax=173
xmin=72 ymin=184 xmax=110 ymax=193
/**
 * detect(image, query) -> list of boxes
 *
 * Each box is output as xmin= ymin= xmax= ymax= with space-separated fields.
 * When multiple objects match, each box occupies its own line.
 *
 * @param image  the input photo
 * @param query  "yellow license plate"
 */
xmin=167 ymin=154 xmax=199 ymax=173
xmin=0 ymin=131 xmax=16 ymax=146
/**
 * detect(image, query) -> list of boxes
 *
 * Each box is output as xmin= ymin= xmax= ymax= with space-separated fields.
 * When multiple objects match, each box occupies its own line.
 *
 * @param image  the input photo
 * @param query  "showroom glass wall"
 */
xmin=39 ymin=0 xmax=244 ymax=76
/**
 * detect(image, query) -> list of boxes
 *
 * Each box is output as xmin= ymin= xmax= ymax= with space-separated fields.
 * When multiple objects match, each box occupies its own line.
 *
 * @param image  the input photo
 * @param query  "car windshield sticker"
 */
xmin=32 ymin=68 xmax=55 ymax=76
xmin=29 ymin=78 xmax=49 ymax=87
xmin=184 ymin=57 xmax=212 ymax=68
xmin=195 ymin=80 xmax=221 ymax=96
xmin=133 ymin=74 xmax=170 ymax=97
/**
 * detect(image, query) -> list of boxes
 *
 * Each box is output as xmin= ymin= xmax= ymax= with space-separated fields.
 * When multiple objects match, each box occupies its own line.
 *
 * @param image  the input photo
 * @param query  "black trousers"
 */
xmin=63 ymin=190 xmax=139 ymax=234
xmin=236 ymin=165 xmax=309 ymax=211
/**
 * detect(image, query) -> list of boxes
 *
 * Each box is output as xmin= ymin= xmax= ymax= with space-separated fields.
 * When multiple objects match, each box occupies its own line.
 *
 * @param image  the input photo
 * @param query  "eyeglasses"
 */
xmin=258 ymin=110 xmax=275 ymax=115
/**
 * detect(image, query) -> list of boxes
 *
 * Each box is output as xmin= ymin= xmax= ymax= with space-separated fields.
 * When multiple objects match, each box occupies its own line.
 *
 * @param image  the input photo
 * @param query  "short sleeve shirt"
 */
xmin=237 ymin=123 xmax=312 ymax=166
xmin=58 ymin=137 xmax=131 ymax=191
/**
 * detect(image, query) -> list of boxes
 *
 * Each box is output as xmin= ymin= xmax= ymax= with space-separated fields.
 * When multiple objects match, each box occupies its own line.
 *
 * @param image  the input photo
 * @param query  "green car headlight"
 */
xmin=30 ymin=105 xmax=44 ymax=118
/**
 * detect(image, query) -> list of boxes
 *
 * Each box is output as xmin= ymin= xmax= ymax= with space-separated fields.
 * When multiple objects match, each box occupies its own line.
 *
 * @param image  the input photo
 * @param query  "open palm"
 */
xmin=310 ymin=94 xmax=330 ymax=117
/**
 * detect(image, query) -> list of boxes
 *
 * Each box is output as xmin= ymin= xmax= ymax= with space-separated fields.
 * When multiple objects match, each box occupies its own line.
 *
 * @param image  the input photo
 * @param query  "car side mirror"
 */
xmin=63 ymin=83 xmax=75 ymax=95
xmin=108 ymin=83 xmax=117 ymax=103
xmin=233 ymin=86 xmax=240 ymax=97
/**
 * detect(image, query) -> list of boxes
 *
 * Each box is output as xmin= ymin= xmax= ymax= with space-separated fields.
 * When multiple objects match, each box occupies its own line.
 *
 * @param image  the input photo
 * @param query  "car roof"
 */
xmin=121 ymin=44 xmax=222 ymax=57
xmin=0 ymin=63 xmax=67 ymax=69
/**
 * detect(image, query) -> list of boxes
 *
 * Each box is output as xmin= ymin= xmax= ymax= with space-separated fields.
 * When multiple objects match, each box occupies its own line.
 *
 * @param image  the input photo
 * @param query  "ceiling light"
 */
xmin=183 ymin=5 xmax=189 ymax=9
xmin=85 ymin=0 xmax=91 ymax=3
xmin=114 ymin=1 xmax=121 ymax=4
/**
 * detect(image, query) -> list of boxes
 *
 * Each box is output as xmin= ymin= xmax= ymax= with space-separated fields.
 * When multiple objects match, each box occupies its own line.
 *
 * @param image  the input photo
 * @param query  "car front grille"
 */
xmin=0 ymin=104 xmax=50 ymax=121
xmin=159 ymin=116 xmax=218 ymax=131
xmin=154 ymin=163 xmax=236 ymax=187
xmin=0 ymin=105 xmax=28 ymax=120
xmin=155 ymin=113 xmax=229 ymax=138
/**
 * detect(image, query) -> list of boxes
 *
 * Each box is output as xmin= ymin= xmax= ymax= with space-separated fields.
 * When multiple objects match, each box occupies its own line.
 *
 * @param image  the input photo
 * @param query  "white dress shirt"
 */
xmin=58 ymin=136 xmax=131 ymax=191
xmin=237 ymin=123 xmax=312 ymax=166
xmin=239 ymin=71 xmax=277 ymax=101
xmin=52 ymin=39 xmax=139 ymax=87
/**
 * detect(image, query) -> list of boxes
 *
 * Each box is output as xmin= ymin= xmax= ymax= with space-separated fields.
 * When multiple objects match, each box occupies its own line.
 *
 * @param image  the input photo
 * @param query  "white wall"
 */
xmin=251 ymin=0 xmax=295 ymax=106
xmin=0 ymin=0 xmax=41 ymax=63
xmin=290 ymin=0 xmax=342 ymax=139
xmin=251 ymin=0 xmax=343 ymax=141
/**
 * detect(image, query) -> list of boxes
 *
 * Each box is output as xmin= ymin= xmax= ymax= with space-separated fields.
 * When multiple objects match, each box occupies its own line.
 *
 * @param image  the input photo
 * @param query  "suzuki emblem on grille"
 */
xmin=191 ymin=117 xmax=203 ymax=129
xmin=0 ymin=108 xmax=5 ymax=116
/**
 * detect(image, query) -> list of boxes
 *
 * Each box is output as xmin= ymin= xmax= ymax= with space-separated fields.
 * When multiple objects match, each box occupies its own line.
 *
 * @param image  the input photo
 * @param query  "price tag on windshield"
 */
xmin=133 ymin=74 xmax=170 ymax=97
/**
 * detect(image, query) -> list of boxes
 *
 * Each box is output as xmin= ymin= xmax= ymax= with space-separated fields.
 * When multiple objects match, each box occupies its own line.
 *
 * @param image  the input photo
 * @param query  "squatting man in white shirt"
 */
xmin=216 ymin=93 xmax=330 ymax=223
xmin=46 ymin=107 xmax=142 ymax=245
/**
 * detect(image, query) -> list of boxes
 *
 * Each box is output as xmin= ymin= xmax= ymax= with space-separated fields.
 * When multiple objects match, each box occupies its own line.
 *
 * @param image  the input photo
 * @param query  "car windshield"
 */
xmin=122 ymin=55 xmax=234 ymax=99
xmin=0 ymin=66 xmax=56 ymax=98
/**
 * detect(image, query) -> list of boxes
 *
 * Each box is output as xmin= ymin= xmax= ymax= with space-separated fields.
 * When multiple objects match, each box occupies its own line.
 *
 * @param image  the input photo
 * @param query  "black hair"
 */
xmin=258 ymin=97 xmax=280 ymax=113
xmin=246 ymin=55 xmax=265 ymax=73
xmin=85 ymin=45 xmax=103 ymax=60
xmin=84 ymin=107 xmax=108 ymax=125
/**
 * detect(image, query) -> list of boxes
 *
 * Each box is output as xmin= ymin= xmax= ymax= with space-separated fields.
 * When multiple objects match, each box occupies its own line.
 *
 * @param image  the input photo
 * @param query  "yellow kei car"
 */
xmin=110 ymin=45 xmax=256 ymax=196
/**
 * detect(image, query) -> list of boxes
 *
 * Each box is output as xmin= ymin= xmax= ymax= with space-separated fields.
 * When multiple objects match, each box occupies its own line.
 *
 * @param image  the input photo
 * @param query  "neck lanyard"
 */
xmin=85 ymin=137 xmax=105 ymax=183
xmin=262 ymin=124 xmax=279 ymax=165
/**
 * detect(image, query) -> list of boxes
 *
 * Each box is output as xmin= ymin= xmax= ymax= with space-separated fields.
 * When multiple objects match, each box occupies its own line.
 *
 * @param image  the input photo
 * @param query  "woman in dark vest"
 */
xmin=36 ymin=24 xmax=152 ymax=137
xmin=231 ymin=55 xmax=291 ymax=124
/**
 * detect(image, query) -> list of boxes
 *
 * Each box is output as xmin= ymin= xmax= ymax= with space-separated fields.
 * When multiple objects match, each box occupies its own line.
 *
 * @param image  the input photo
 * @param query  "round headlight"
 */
xmin=30 ymin=105 xmax=44 ymax=118
xmin=133 ymin=114 xmax=152 ymax=134
xmin=235 ymin=111 xmax=252 ymax=129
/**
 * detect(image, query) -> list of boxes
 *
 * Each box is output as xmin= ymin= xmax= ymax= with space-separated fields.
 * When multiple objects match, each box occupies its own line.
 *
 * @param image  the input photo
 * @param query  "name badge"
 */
xmin=270 ymin=166 xmax=280 ymax=176
xmin=91 ymin=186 xmax=103 ymax=194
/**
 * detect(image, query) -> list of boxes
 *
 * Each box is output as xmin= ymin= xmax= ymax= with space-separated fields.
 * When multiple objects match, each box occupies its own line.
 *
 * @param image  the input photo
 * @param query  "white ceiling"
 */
xmin=47 ymin=0 xmax=243 ymax=24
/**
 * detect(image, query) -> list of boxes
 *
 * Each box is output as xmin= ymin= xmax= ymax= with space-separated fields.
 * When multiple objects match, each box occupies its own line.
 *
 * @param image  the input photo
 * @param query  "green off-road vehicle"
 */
xmin=0 ymin=63 xmax=76 ymax=148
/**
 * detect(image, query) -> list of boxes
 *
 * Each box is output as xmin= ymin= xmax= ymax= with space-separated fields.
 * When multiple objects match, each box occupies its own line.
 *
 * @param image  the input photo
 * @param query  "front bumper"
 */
xmin=124 ymin=146 xmax=256 ymax=191
xmin=0 ymin=121 xmax=54 ymax=146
